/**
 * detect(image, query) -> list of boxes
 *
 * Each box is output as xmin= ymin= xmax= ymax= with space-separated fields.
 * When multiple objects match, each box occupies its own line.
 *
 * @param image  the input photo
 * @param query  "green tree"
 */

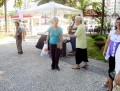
xmin=14 ymin=0 xmax=22 ymax=8
xmin=34 ymin=0 xmax=77 ymax=7
xmin=0 ymin=9 xmax=3 ymax=15
xmin=0 ymin=0 xmax=4 ymax=7
xmin=76 ymin=0 xmax=90 ymax=12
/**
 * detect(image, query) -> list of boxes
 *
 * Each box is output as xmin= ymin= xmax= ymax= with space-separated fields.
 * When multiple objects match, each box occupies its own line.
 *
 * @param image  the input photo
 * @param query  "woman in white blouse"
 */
xmin=103 ymin=17 xmax=120 ymax=91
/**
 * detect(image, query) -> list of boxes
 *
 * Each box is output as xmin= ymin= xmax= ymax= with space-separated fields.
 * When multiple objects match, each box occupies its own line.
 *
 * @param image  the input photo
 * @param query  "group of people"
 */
xmin=14 ymin=16 xmax=120 ymax=91
xmin=44 ymin=16 xmax=88 ymax=71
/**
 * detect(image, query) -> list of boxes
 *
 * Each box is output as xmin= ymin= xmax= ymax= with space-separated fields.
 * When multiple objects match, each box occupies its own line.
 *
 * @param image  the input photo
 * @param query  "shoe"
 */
xmin=102 ymin=82 xmax=109 ymax=87
xmin=51 ymin=67 xmax=55 ymax=70
xmin=19 ymin=52 xmax=23 ymax=54
xmin=81 ymin=65 xmax=89 ymax=69
xmin=56 ymin=67 xmax=60 ymax=71
xmin=72 ymin=67 xmax=80 ymax=69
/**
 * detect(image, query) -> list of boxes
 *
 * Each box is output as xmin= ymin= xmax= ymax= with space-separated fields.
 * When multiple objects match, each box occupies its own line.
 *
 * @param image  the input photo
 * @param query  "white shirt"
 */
xmin=115 ymin=45 xmax=120 ymax=74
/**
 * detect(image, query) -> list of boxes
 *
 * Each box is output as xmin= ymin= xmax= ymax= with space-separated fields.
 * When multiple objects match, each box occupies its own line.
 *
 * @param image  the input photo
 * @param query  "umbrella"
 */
xmin=18 ymin=2 xmax=82 ymax=16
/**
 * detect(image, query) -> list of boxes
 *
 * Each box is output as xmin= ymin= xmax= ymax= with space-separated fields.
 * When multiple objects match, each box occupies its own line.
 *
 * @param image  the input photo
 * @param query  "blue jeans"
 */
xmin=70 ymin=37 xmax=76 ymax=52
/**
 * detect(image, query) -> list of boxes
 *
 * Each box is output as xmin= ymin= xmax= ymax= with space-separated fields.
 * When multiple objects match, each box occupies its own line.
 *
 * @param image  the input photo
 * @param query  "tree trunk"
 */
xmin=101 ymin=0 xmax=105 ymax=34
xmin=4 ymin=0 xmax=7 ymax=34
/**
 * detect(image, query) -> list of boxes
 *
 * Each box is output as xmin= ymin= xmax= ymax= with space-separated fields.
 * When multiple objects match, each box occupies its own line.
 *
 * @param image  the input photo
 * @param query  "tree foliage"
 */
xmin=14 ymin=0 xmax=22 ymax=8
xmin=76 ymin=0 xmax=90 ymax=12
xmin=0 ymin=0 xmax=4 ymax=7
xmin=0 ymin=9 xmax=3 ymax=15
xmin=34 ymin=0 xmax=77 ymax=7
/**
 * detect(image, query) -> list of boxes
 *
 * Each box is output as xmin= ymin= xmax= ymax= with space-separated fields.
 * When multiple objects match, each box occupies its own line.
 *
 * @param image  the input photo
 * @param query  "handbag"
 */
xmin=110 ymin=71 xmax=116 ymax=80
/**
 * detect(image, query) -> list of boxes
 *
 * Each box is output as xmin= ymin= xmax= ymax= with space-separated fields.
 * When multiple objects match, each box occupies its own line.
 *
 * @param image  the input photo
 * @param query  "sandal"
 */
xmin=81 ymin=65 xmax=89 ymax=69
xmin=72 ymin=67 xmax=80 ymax=69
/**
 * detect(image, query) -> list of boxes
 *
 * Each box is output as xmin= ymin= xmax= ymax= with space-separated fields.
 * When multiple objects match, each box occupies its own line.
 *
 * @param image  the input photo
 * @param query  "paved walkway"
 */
xmin=0 ymin=36 xmax=108 ymax=91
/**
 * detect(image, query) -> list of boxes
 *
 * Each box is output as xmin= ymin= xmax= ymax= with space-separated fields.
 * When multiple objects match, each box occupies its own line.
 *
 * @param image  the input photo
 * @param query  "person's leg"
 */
xmin=82 ymin=49 xmax=89 ymax=69
xmin=16 ymin=39 xmax=19 ymax=53
xmin=50 ymin=44 xmax=56 ymax=69
xmin=72 ymin=38 xmax=76 ymax=52
xmin=108 ymin=77 xmax=113 ymax=91
xmin=103 ymin=77 xmax=109 ymax=87
xmin=70 ymin=37 xmax=74 ymax=52
xmin=19 ymin=39 xmax=23 ymax=53
xmin=17 ymin=39 xmax=23 ymax=54
xmin=55 ymin=47 xmax=60 ymax=70
xmin=108 ymin=56 xmax=115 ymax=90
xmin=23 ymin=32 xmax=25 ymax=41
xmin=72 ymin=48 xmax=81 ymax=69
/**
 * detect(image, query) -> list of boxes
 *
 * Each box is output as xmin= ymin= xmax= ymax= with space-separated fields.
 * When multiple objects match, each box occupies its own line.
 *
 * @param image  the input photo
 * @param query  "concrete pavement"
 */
xmin=0 ymin=36 xmax=108 ymax=91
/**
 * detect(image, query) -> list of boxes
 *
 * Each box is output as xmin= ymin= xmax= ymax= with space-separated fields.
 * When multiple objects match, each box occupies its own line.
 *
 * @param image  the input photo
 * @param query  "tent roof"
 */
xmin=19 ymin=2 xmax=82 ymax=16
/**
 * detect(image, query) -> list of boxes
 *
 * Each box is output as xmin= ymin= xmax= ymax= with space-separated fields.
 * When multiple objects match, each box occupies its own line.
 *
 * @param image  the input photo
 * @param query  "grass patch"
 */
xmin=87 ymin=36 xmax=105 ymax=62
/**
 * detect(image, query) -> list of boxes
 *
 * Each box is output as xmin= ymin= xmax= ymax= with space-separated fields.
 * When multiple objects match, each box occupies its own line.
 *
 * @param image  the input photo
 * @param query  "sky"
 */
xmin=7 ymin=0 xmax=15 ymax=11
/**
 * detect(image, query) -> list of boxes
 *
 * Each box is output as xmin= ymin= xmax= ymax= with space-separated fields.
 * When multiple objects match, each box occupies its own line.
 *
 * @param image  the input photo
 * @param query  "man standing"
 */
xmin=15 ymin=21 xmax=23 ymax=54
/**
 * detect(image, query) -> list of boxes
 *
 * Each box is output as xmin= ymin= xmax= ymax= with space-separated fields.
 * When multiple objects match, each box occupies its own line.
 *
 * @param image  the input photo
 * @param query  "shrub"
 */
xmin=87 ymin=36 xmax=105 ymax=61
xmin=94 ymin=41 xmax=105 ymax=49
xmin=94 ymin=36 xmax=104 ymax=41
xmin=90 ymin=34 xmax=99 ymax=39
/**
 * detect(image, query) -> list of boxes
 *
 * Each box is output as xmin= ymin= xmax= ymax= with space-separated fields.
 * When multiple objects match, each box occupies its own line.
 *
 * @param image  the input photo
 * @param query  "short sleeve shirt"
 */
xmin=74 ymin=24 xmax=87 ymax=49
xmin=108 ymin=30 xmax=120 ymax=57
xmin=48 ymin=27 xmax=63 ymax=44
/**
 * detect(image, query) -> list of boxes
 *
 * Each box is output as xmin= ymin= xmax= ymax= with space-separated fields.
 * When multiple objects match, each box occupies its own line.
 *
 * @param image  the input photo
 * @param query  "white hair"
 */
xmin=51 ymin=16 xmax=58 ymax=22
xmin=75 ymin=16 xmax=83 ymax=23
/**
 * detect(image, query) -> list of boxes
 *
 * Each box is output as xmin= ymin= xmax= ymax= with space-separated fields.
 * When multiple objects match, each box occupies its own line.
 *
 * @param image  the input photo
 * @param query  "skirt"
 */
xmin=75 ymin=48 xmax=88 ymax=64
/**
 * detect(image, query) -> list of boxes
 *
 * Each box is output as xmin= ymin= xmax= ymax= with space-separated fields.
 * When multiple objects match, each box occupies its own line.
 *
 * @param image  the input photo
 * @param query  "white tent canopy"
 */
xmin=18 ymin=2 xmax=82 ymax=16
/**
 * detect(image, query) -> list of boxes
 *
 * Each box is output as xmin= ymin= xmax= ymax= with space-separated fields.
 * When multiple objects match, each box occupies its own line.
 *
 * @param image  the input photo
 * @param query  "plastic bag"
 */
xmin=40 ymin=43 xmax=49 ymax=56
xmin=66 ymin=42 xmax=72 ymax=53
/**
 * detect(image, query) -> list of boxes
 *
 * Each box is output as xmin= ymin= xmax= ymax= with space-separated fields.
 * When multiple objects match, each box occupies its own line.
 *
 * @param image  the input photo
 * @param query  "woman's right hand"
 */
xmin=103 ymin=50 xmax=106 ymax=56
xmin=44 ymin=41 xmax=47 ymax=44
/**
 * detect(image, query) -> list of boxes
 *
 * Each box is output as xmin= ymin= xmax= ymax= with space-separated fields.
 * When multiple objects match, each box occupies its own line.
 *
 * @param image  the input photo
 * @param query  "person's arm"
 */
xmin=103 ymin=36 xmax=110 ymax=56
xmin=68 ymin=34 xmax=77 ymax=38
xmin=68 ymin=26 xmax=82 ymax=38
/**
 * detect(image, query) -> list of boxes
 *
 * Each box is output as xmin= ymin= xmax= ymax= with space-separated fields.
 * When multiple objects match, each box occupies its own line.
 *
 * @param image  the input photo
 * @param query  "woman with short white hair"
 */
xmin=65 ymin=16 xmax=88 ymax=69
xmin=45 ymin=17 xmax=63 ymax=71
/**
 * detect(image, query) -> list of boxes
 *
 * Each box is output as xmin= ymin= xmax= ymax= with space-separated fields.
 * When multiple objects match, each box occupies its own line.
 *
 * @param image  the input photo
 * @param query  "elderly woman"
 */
xmin=45 ymin=17 xmax=63 ymax=71
xmin=66 ymin=16 xmax=88 ymax=69
xmin=103 ymin=17 xmax=120 ymax=91
xmin=15 ymin=21 xmax=23 ymax=54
